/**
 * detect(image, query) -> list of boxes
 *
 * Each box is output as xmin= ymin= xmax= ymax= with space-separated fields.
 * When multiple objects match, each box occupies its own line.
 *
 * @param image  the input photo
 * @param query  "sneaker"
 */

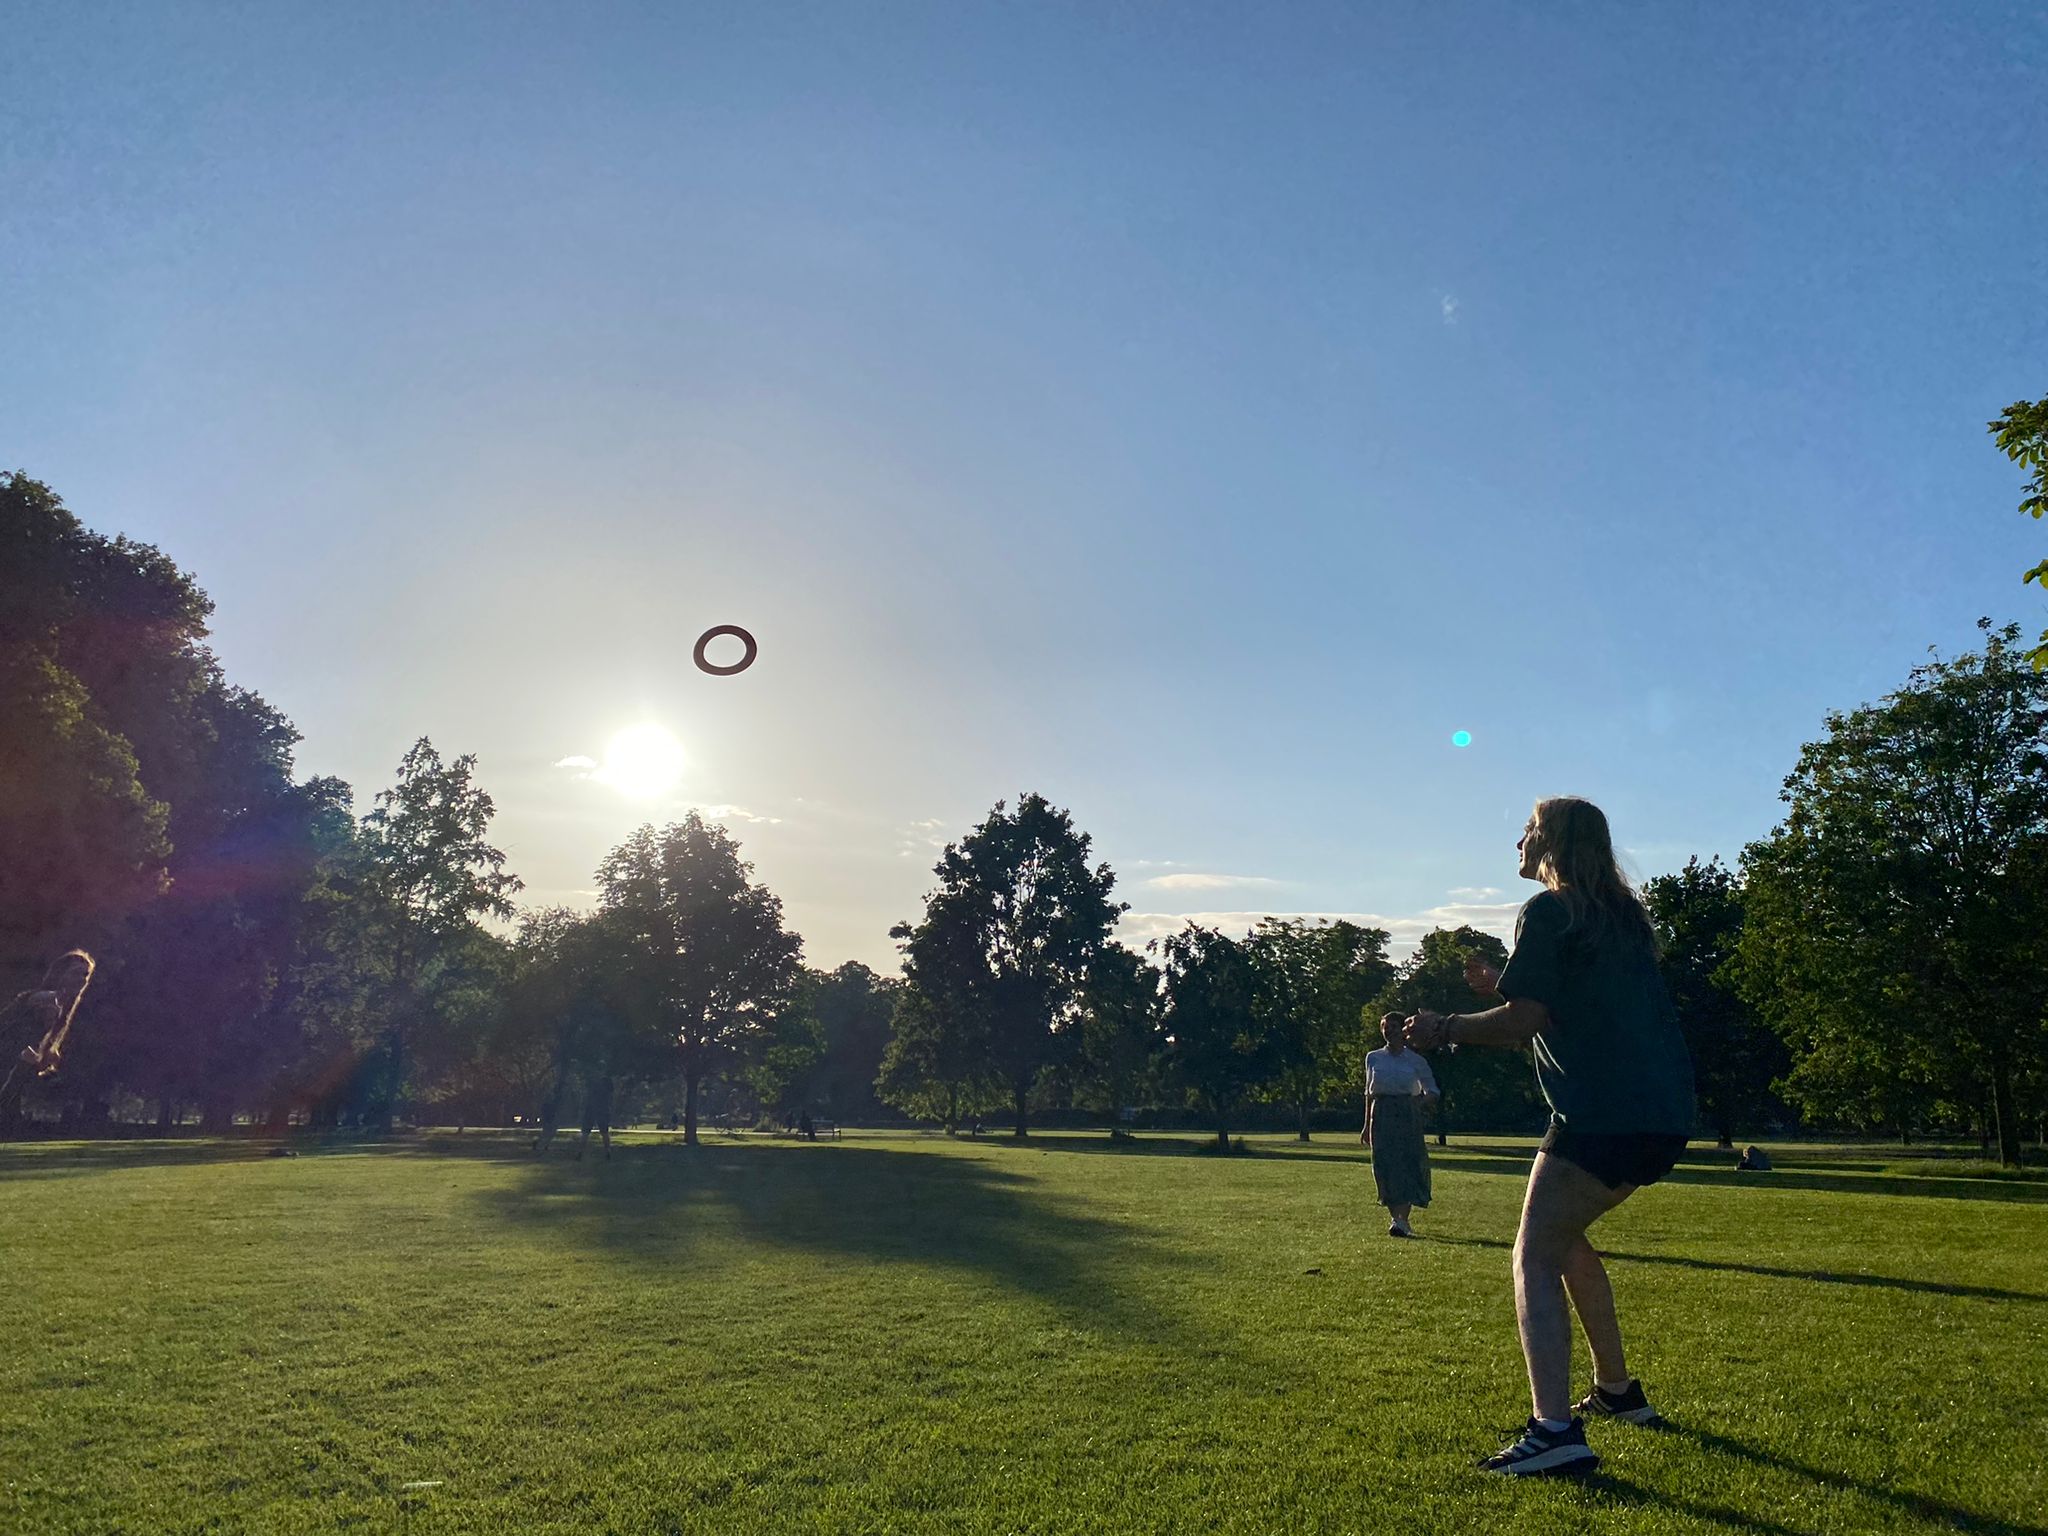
xmin=1480 ymin=1417 xmax=1600 ymax=1477
xmin=1388 ymin=1219 xmax=1413 ymax=1238
xmin=1574 ymin=1379 xmax=1663 ymax=1426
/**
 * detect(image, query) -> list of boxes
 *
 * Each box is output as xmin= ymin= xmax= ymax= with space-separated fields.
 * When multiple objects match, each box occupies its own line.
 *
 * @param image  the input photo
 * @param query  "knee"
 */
xmin=1514 ymin=1229 xmax=1571 ymax=1280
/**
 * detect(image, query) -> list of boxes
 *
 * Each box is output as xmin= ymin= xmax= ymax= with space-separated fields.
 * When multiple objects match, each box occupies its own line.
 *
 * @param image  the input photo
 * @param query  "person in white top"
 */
xmin=1361 ymin=1011 xmax=1441 ymax=1237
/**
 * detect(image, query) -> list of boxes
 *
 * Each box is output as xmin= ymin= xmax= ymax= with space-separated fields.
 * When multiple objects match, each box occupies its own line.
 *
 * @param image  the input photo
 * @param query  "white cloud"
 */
xmin=1441 ymin=293 xmax=1460 ymax=325
xmin=1145 ymin=872 xmax=1281 ymax=892
xmin=695 ymin=804 xmax=782 ymax=826
xmin=1447 ymin=886 xmax=1501 ymax=901
xmin=553 ymin=755 xmax=598 ymax=772
xmin=1116 ymin=897 xmax=1523 ymax=956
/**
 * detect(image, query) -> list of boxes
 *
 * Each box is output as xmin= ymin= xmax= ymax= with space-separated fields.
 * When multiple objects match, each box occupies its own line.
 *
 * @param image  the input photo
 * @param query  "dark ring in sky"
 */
xmin=693 ymin=625 xmax=758 ymax=676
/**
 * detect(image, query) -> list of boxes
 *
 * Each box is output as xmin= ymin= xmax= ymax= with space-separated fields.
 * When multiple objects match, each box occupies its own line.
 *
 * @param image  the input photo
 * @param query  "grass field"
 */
xmin=4 ymin=1131 xmax=2044 ymax=1535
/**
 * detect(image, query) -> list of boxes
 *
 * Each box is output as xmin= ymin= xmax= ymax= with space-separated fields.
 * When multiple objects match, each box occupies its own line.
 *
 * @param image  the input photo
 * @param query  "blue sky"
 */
xmin=6 ymin=2 xmax=2044 ymax=968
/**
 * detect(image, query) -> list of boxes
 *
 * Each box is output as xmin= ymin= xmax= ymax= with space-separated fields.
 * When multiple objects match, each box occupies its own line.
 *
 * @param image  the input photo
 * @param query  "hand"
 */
xmin=36 ymin=1046 xmax=61 ymax=1077
xmin=1404 ymin=1011 xmax=1446 ymax=1051
xmin=1464 ymin=956 xmax=1502 ymax=996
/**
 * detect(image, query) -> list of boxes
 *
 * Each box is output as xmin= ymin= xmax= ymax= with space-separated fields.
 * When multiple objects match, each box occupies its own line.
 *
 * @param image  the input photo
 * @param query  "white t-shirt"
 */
xmin=1365 ymin=1047 xmax=1440 ymax=1098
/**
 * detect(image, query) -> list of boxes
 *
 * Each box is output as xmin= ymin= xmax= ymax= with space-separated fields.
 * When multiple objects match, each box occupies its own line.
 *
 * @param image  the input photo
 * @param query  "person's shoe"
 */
xmin=1574 ymin=1379 xmax=1663 ymax=1426
xmin=1388 ymin=1219 xmax=1413 ymax=1238
xmin=1479 ymin=1417 xmax=1600 ymax=1477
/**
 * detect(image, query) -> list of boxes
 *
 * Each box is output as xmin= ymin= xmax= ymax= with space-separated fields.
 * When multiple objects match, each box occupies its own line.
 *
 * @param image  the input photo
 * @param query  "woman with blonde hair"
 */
xmin=1406 ymin=798 xmax=1692 ymax=1477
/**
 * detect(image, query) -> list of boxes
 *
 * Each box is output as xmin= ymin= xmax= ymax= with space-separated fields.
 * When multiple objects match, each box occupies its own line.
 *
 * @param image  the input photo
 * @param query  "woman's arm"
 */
xmin=1406 ymin=996 xmax=1549 ymax=1051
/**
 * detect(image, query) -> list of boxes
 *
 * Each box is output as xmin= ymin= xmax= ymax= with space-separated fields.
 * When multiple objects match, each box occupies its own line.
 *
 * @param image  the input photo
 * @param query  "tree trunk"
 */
xmin=1013 ymin=1083 xmax=1028 ymax=1139
xmin=156 ymin=1097 xmax=176 ymax=1133
xmin=1296 ymin=1098 xmax=1311 ymax=1142
xmin=683 ymin=1070 xmax=700 ymax=1145
xmin=1215 ymin=1124 xmax=1230 ymax=1152
xmin=1991 ymin=1059 xmax=2022 ymax=1169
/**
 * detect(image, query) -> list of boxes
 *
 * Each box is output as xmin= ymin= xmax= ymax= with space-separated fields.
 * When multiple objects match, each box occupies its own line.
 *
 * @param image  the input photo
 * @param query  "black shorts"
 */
xmin=1541 ymin=1121 xmax=1688 ymax=1190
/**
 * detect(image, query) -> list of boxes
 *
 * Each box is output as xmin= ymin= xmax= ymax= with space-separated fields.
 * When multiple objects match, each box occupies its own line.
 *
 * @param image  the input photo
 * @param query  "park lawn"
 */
xmin=2 ymin=1132 xmax=2044 ymax=1536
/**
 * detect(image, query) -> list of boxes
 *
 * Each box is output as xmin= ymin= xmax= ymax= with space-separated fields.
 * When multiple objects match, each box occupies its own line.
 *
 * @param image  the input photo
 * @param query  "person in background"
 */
xmin=1361 ymin=1009 xmax=1440 ymax=1238
xmin=0 ymin=950 xmax=97 ymax=1121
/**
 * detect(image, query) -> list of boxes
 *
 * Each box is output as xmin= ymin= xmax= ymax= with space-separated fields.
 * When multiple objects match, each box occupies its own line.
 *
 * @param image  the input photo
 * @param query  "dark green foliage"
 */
xmin=1733 ymin=622 xmax=2048 ymax=1165
xmin=595 ymin=815 xmax=804 ymax=1143
xmin=1247 ymin=918 xmax=1395 ymax=1139
xmin=1156 ymin=924 xmax=1279 ymax=1149
xmin=1369 ymin=926 xmax=1541 ymax=1140
xmin=888 ymin=795 xmax=1125 ymax=1136
xmin=1993 ymin=396 xmax=2048 ymax=666
xmin=1643 ymin=858 xmax=1784 ymax=1149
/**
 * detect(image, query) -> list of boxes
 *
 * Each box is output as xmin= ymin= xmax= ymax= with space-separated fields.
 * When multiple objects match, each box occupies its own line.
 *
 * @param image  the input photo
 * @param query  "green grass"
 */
xmin=3 ymin=1132 xmax=2044 ymax=1535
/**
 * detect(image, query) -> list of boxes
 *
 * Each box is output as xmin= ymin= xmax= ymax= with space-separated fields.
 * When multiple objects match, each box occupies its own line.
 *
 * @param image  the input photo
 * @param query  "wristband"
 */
xmin=1442 ymin=1013 xmax=1461 ymax=1045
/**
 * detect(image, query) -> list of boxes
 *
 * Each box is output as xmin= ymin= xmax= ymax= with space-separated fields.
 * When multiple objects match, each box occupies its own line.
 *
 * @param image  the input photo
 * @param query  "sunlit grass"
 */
xmin=3 ymin=1131 xmax=2043 ymax=1534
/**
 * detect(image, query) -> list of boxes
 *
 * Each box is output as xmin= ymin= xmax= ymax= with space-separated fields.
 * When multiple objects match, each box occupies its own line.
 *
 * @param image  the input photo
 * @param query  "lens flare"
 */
xmin=1451 ymin=730 xmax=1473 ymax=748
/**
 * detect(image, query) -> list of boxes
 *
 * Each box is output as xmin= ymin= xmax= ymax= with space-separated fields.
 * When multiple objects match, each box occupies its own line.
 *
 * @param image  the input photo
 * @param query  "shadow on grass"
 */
xmin=1427 ymin=1234 xmax=2048 ymax=1305
xmin=0 ymin=1129 xmax=544 ymax=1182
xmin=1593 ymin=1419 xmax=2048 ymax=1536
xmin=474 ymin=1139 xmax=1204 ymax=1344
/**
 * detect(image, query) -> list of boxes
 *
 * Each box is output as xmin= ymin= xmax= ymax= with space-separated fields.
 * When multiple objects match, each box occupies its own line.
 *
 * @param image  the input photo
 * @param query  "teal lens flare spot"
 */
xmin=1451 ymin=730 xmax=1472 ymax=748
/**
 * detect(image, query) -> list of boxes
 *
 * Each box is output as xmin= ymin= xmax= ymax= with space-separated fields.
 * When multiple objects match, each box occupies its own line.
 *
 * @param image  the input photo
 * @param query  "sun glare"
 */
xmin=599 ymin=723 xmax=687 ymax=800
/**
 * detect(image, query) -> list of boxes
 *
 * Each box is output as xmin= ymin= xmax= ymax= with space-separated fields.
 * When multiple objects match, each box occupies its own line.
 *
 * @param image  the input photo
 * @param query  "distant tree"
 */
xmin=1993 ymin=396 xmax=2048 ymax=667
xmin=1066 ymin=943 xmax=1163 ymax=1132
xmin=1732 ymin=622 xmax=2048 ymax=1166
xmin=1248 ymin=918 xmax=1395 ymax=1140
xmin=1642 ymin=858 xmax=1784 ymax=1149
xmin=876 ymin=983 xmax=1002 ymax=1130
xmin=1156 ymin=924 xmax=1278 ymax=1150
xmin=806 ymin=962 xmax=899 ymax=1121
xmin=890 ymin=794 xmax=1125 ymax=1137
xmin=596 ymin=815 xmax=803 ymax=1144
xmin=355 ymin=739 xmax=522 ymax=1123
xmin=1369 ymin=926 xmax=1533 ymax=1143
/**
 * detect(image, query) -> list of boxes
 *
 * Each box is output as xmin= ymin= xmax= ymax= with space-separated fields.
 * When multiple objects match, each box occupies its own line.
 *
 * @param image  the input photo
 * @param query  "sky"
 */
xmin=6 ymin=2 xmax=2045 ymax=970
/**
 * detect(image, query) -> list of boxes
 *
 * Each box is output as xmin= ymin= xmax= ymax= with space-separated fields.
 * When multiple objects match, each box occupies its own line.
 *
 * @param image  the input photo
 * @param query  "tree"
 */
xmin=890 ymin=794 xmax=1125 ymax=1137
xmin=1066 ymin=943 xmax=1163 ymax=1132
xmin=355 ymin=739 xmax=522 ymax=1123
xmin=806 ymin=962 xmax=900 ymax=1122
xmin=1993 ymin=396 xmax=2048 ymax=668
xmin=1369 ymin=926 xmax=1534 ymax=1143
xmin=1156 ymin=924 xmax=1278 ymax=1150
xmin=1248 ymin=918 xmax=1394 ymax=1140
xmin=596 ymin=815 xmax=803 ymax=1144
xmin=1732 ymin=622 xmax=2048 ymax=1166
xmin=1643 ymin=858 xmax=1784 ymax=1148
xmin=876 ymin=983 xmax=1002 ymax=1130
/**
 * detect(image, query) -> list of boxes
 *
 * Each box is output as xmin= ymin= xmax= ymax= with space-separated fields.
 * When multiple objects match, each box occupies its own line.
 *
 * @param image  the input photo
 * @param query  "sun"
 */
xmin=599 ymin=723 xmax=687 ymax=799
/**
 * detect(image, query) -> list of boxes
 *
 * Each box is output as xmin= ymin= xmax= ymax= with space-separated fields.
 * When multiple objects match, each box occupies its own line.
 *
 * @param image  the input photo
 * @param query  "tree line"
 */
xmin=6 ymin=412 xmax=2047 ymax=1162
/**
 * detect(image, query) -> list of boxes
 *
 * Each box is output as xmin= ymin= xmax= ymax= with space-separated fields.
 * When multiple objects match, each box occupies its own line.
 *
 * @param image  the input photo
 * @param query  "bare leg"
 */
xmin=1515 ymin=1153 xmax=1633 ymax=1422
xmin=1561 ymin=1234 xmax=1628 ymax=1386
xmin=1390 ymin=1202 xmax=1412 ymax=1223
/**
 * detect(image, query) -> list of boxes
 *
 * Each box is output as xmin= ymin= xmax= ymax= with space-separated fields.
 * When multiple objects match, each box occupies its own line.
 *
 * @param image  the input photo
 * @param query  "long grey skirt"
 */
xmin=1370 ymin=1096 xmax=1432 ymax=1209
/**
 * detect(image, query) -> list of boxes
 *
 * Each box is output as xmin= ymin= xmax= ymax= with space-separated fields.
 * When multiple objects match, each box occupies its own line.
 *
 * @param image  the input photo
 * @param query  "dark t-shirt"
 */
xmin=1495 ymin=889 xmax=1695 ymax=1135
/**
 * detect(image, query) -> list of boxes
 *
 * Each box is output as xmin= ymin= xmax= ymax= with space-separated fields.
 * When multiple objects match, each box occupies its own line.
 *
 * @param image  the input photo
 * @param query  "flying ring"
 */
xmin=693 ymin=625 xmax=758 ymax=676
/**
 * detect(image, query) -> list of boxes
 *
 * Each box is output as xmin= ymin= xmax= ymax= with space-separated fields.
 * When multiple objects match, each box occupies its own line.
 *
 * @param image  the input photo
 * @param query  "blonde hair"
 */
xmin=1526 ymin=799 xmax=1657 ymax=953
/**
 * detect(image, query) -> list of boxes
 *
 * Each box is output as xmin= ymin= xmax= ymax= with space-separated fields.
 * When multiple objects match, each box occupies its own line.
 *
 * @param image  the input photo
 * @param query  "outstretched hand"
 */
xmin=1403 ymin=1010 xmax=1447 ymax=1051
xmin=1463 ymin=956 xmax=1502 ymax=996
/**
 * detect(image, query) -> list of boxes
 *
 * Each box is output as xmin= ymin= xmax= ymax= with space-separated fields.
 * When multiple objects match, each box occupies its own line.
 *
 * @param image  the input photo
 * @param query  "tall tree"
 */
xmin=891 ymin=794 xmax=1125 ymax=1137
xmin=356 ymin=739 xmax=522 ymax=1122
xmin=1642 ymin=858 xmax=1784 ymax=1149
xmin=1993 ymin=396 xmax=2048 ymax=667
xmin=1066 ymin=943 xmax=1163 ymax=1133
xmin=1368 ymin=926 xmax=1530 ymax=1143
xmin=1156 ymin=923 xmax=1277 ymax=1150
xmin=596 ymin=815 xmax=803 ymax=1144
xmin=1733 ymin=621 xmax=2048 ymax=1166
xmin=1248 ymin=918 xmax=1394 ymax=1140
